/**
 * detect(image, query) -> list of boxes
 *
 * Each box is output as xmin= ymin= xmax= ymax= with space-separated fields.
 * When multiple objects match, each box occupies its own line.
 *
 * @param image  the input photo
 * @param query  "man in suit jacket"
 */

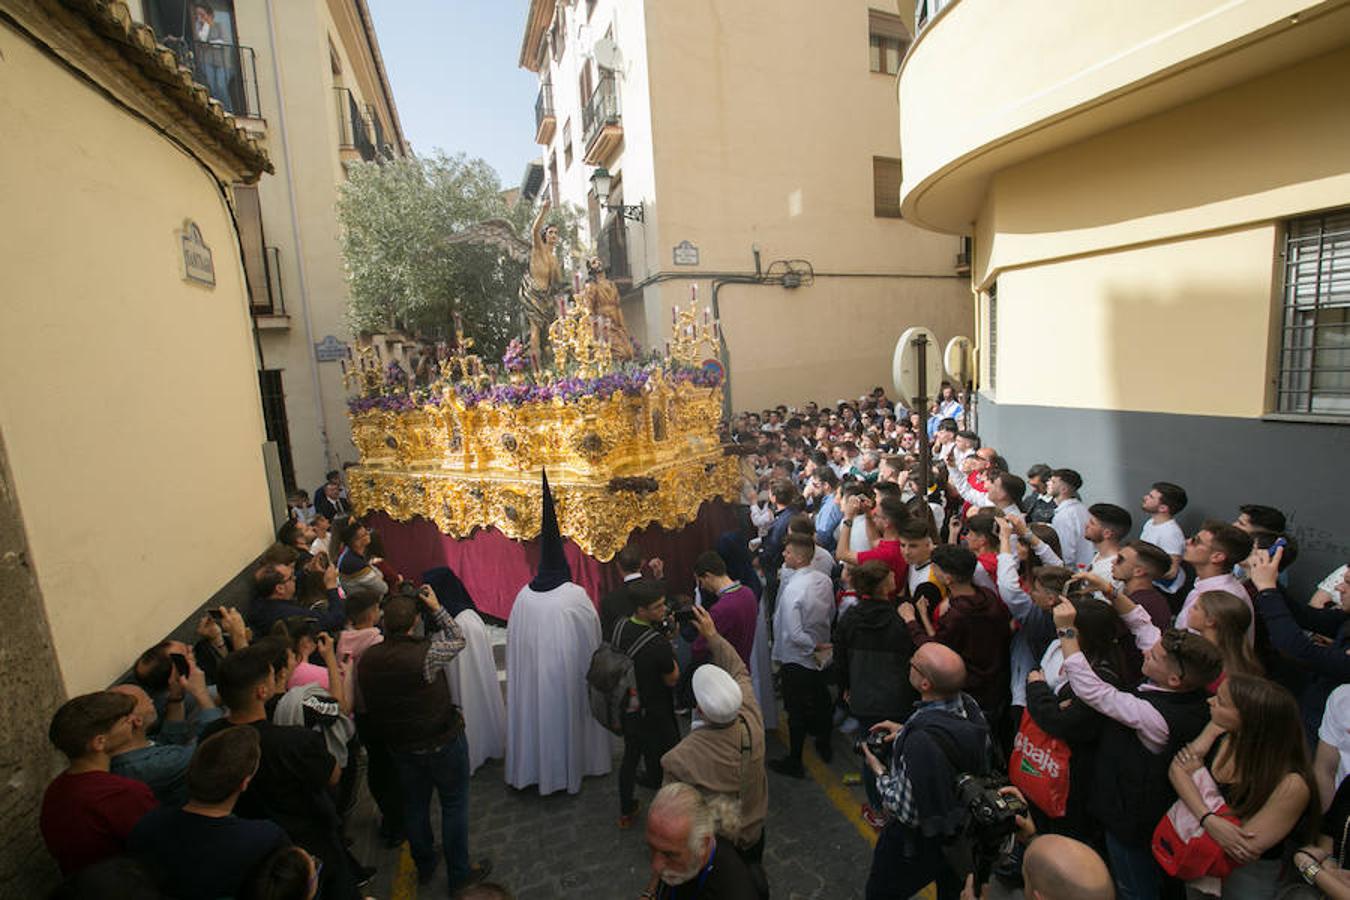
xmin=314 ymin=479 xmax=348 ymax=520
xmin=600 ymin=545 xmax=668 ymax=638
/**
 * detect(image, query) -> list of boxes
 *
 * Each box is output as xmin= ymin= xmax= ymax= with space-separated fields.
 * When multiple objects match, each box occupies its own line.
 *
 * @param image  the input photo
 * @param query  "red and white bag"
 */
xmin=1008 ymin=713 xmax=1071 ymax=818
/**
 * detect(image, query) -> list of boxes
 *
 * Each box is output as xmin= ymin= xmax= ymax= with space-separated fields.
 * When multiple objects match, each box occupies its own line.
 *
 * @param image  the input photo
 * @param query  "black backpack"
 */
xmin=586 ymin=619 xmax=660 ymax=735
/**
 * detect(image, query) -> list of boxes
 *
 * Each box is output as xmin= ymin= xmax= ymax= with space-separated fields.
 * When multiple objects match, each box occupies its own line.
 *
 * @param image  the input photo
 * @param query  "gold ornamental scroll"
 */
xmin=346 ymin=373 xmax=736 ymax=561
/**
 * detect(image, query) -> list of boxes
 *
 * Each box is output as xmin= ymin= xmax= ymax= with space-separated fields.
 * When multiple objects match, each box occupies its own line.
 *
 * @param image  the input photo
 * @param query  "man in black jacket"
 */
xmin=835 ymin=560 xmax=915 ymax=828
xmin=861 ymin=643 xmax=990 ymax=900
xmin=358 ymin=587 xmax=491 ymax=892
xmin=599 ymin=545 xmax=664 ymax=636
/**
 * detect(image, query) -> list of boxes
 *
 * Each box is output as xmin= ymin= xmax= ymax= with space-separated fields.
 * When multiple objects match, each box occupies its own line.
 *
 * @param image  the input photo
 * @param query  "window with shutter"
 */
xmin=868 ymin=10 xmax=910 ymax=74
xmin=234 ymin=184 xmax=270 ymax=309
xmin=872 ymin=156 xmax=903 ymax=218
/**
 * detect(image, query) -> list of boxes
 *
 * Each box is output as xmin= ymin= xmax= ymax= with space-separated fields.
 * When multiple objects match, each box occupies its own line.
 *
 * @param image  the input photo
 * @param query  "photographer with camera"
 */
xmin=357 ymin=583 xmax=492 ymax=893
xmin=614 ymin=579 xmax=681 ymax=828
xmin=861 ymin=642 xmax=994 ymax=900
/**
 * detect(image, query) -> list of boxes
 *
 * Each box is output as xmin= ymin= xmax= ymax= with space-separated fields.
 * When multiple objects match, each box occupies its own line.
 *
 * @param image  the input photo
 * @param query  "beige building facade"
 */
xmin=130 ymin=0 xmax=409 ymax=496
xmin=521 ymin=0 xmax=972 ymax=413
xmin=0 ymin=0 xmax=275 ymax=889
xmin=899 ymin=0 xmax=1350 ymax=593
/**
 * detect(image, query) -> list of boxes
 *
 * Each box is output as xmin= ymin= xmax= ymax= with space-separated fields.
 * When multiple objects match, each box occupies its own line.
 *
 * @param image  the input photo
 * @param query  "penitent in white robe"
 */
xmin=750 ymin=594 xmax=778 ymax=732
xmin=504 ymin=581 xmax=613 ymax=794
xmin=446 ymin=608 xmax=507 ymax=774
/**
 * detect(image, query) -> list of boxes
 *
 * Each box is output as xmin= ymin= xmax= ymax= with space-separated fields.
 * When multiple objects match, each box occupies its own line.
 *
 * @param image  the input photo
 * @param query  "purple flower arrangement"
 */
xmin=501 ymin=339 xmax=528 ymax=373
xmin=347 ymin=361 xmax=722 ymax=414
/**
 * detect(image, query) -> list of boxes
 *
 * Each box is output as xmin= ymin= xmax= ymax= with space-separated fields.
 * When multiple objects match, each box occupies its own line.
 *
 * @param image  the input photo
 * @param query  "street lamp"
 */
xmin=589 ymin=167 xmax=644 ymax=223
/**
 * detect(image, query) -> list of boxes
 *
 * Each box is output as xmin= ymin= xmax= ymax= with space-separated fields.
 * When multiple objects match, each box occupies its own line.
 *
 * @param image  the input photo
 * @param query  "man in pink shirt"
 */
xmin=1174 ymin=520 xmax=1254 ymax=641
xmin=337 ymin=586 xmax=400 ymax=844
xmin=1053 ymin=593 xmax=1222 ymax=900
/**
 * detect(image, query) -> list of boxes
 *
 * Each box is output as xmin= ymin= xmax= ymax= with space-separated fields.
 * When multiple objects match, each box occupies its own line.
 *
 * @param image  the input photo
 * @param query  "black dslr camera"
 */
xmin=851 ymin=729 xmax=890 ymax=764
xmin=955 ymin=774 xmax=1027 ymax=846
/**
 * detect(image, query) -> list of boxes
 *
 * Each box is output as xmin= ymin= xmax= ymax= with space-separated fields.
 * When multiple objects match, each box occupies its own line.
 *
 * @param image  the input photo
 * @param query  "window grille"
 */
xmin=1278 ymin=210 xmax=1350 ymax=416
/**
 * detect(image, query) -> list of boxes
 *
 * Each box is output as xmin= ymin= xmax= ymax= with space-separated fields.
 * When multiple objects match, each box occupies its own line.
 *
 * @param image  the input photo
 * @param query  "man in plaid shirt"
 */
xmin=860 ymin=644 xmax=992 ymax=899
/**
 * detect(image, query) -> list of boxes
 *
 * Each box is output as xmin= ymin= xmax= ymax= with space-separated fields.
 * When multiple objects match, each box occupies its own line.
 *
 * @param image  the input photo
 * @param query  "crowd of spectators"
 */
xmin=35 ymin=385 xmax=1350 ymax=900
xmin=705 ymin=387 xmax=1349 ymax=900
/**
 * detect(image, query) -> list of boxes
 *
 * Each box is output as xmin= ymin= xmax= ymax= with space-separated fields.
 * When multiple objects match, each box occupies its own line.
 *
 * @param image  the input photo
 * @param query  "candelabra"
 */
xmin=548 ymin=294 xmax=614 ymax=379
xmin=667 ymin=286 xmax=721 ymax=366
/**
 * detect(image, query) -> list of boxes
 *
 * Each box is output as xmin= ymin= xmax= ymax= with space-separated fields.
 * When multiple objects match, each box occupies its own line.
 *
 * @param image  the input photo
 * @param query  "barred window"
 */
xmin=986 ymin=282 xmax=998 ymax=392
xmin=1278 ymin=210 xmax=1350 ymax=416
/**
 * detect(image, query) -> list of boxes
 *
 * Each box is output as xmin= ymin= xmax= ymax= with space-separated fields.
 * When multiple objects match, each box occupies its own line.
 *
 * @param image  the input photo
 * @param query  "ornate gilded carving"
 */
xmin=347 ymin=372 xmax=735 ymax=561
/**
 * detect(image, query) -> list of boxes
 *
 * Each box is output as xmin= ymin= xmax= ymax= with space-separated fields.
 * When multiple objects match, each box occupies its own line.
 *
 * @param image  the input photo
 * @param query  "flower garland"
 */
xmin=346 ymin=360 xmax=721 ymax=414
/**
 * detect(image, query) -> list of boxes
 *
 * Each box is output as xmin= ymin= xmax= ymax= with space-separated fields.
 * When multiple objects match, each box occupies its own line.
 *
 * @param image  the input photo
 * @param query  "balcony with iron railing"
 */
xmin=581 ymin=72 xmax=622 ymax=166
xmin=534 ymin=82 xmax=556 ymax=144
xmin=364 ymin=104 xmax=391 ymax=159
xmin=335 ymin=87 xmax=376 ymax=163
xmin=166 ymin=40 xmax=262 ymax=119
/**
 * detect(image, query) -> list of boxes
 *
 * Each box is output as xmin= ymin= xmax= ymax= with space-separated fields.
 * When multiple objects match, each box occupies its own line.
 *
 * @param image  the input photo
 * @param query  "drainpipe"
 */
xmin=264 ymin=0 xmax=333 ymax=471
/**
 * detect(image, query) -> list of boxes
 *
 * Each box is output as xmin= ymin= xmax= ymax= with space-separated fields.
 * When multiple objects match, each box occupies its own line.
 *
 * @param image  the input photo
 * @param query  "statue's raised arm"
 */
xmin=519 ymin=201 xmax=564 ymax=363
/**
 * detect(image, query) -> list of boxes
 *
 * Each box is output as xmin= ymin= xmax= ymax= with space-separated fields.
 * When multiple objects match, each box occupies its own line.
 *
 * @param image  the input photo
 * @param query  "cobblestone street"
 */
xmin=357 ymin=724 xmax=880 ymax=899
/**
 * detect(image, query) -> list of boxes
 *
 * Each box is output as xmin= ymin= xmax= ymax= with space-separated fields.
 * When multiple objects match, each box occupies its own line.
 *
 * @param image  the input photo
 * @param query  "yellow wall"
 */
xmin=981 ymin=46 xmax=1350 ymax=285
xmin=968 ymin=45 xmax=1350 ymax=419
xmin=898 ymin=0 xmax=1350 ymax=231
xmin=633 ymin=0 xmax=971 ymax=409
xmin=645 ymin=0 xmax=958 ymax=275
xmin=652 ymin=276 xmax=973 ymax=413
xmin=991 ymin=226 xmax=1279 ymax=417
xmin=0 ymin=26 xmax=274 ymax=694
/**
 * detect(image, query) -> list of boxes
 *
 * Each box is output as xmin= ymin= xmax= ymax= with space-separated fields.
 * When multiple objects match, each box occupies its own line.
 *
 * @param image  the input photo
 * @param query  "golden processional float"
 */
xmin=341 ymin=288 xmax=740 ymax=563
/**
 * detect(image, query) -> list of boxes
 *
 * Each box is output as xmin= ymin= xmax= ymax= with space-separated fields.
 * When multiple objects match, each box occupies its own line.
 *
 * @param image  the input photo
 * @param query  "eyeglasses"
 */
xmin=909 ymin=660 xmax=929 ymax=681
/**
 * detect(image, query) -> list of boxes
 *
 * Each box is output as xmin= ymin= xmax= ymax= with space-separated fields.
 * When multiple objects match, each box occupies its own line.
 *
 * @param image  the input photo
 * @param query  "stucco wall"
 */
xmin=0 ymin=24 xmax=274 ymax=694
xmin=991 ymin=225 xmax=1280 ymax=418
xmin=653 ymin=274 xmax=972 ymax=414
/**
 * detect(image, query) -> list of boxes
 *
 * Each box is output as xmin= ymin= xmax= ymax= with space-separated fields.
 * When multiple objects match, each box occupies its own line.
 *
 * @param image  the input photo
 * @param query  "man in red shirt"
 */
xmin=842 ymin=495 xmax=910 ymax=597
xmin=41 ymin=691 xmax=158 ymax=874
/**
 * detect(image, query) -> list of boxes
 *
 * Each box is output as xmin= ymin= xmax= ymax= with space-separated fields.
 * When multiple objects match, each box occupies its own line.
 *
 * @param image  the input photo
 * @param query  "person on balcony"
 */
xmin=192 ymin=4 xmax=233 ymax=113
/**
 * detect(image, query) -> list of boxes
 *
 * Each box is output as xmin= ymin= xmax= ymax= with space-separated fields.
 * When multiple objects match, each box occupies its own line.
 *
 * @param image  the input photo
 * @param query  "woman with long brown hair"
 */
xmin=1171 ymin=674 xmax=1319 ymax=897
xmin=1185 ymin=590 xmax=1263 ymax=681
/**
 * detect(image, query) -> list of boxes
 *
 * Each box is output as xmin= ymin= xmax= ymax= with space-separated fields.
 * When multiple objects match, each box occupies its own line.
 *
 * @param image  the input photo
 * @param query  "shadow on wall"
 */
xmin=981 ymin=283 xmax=1350 ymax=600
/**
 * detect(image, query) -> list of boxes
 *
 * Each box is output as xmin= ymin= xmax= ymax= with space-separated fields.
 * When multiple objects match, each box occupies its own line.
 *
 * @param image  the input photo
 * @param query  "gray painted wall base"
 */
xmin=975 ymin=393 xmax=1350 ymax=599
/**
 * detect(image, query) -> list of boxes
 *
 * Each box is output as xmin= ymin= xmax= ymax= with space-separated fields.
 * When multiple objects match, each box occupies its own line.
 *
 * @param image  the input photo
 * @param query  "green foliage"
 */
xmin=336 ymin=152 xmax=583 ymax=359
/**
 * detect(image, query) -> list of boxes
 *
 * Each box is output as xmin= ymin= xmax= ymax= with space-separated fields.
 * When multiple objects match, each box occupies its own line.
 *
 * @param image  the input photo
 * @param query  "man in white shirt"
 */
xmin=1048 ymin=468 xmax=1093 ymax=570
xmin=1174 ymin=520 xmax=1255 ymax=639
xmin=952 ymin=430 xmax=980 ymax=470
xmin=767 ymin=534 xmax=835 ymax=779
xmin=948 ymin=464 xmax=1025 ymax=519
xmin=1085 ymin=503 xmax=1132 ymax=588
xmin=1139 ymin=481 xmax=1188 ymax=570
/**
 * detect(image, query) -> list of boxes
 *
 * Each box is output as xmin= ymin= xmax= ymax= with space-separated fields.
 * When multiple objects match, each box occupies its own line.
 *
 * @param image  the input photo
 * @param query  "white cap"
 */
xmin=692 ymin=665 xmax=741 ymax=725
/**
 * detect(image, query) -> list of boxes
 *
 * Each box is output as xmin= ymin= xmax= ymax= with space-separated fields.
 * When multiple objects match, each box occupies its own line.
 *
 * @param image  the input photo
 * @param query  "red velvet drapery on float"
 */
xmin=366 ymin=500 xmax=741 ymax=622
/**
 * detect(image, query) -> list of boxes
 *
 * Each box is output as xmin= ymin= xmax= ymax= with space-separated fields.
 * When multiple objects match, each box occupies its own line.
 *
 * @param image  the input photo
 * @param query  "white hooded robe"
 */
xmin=446 ymin=608 xmax=507 ymax=774
xmin=504 ymin=581 xmax=613 ymax=793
